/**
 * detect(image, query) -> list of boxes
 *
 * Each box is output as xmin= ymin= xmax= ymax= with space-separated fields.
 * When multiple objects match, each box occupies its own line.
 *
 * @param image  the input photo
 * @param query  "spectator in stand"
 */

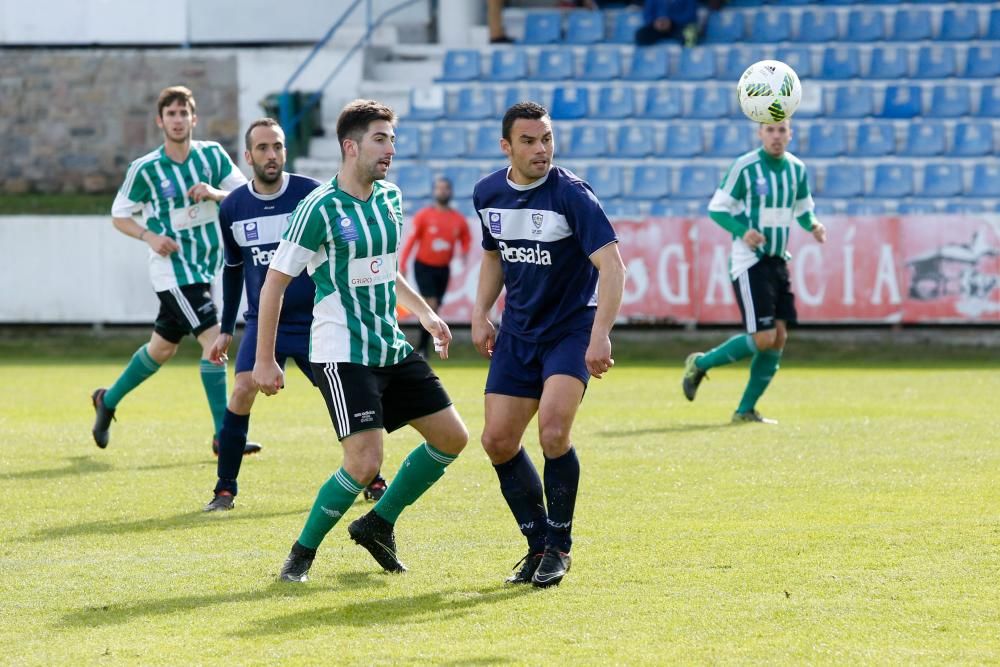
xmin=635 ymin=0 xmax=699 ymax=47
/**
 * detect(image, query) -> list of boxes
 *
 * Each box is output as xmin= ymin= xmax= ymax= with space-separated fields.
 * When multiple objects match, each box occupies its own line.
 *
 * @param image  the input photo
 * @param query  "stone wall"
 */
xmin=0 ymin=50 xmax=239 ymax=194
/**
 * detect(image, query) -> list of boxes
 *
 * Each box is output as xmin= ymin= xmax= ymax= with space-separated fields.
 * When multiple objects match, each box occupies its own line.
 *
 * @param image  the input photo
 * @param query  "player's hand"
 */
xmin=471 ymin=317 xmax=496 ymax=359
xmin=187 ymin=183 xmax=224 ymax=203
xmin=586 ymin=335 xmax=615 ymax=379
xmin=208 ymin=333 xmax=232 ymax=366
xmin=146 ymin=233 xmax=180 ymax=256
xmin=742 ymin=229 xmax=766 ymax=250
xmin=420 ymin=312 xmax=452 ymax=360
xmin=252 ymin=359 xmax=284 ymax=396
xmin=811 ymin=222 xmax=827 ymax=244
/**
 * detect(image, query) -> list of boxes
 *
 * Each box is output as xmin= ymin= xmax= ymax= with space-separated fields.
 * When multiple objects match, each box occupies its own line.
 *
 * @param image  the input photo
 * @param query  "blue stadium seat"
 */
xmin=928 ymin=85 xmax=972 ymax=119
xmin=870 ymin=164 xmax=914 ymax=198
xmin=586 ymin=165 xmax=623 ymax=199
xmin=394 ymin=165 xmax=432 ymax=199
xmin=602 ymin=199 xmax=642 ymax=219
xmin=968 ymin=164 xmax=1000 ymax=197
xmin=845 ymin=9 xmax=885 ymax=41
xmin=550 ymin=86 xmax=590 ymax=119
xmin=720 ymin=48 xmax=755 ymax=81
xmin=470 ymin=125 xmax=503 ymax=159
xmin=609 ymin=10 xmax=644 ymax=44
xmin=748 ymin=11 xmax=791 ymax=43
xmin=626 ymin=46 xmax=669 ymax=80
xmin=890 ymin=9 xmax=932 ymax=41
xmin=566 ymin=10 xmax=605 ymax=44
xmin=846 ymin=200 xmax=888 ymax=216
xmin=795 ymin=9 xmax=838 ymax=43
xmin=534 ymin=49 xmax=574 ymax=80
xmin=444 ymin=166 xmax=481 ymax=200
xmin=567 ymin=125 xmax=609 ymax=158
xmin=806 ymin=123 xmax=848 ymax=157
xmin=650 ymin=200 xmax=698 ymax=217
xmin=582 ymin=48 xmax=622 ymax=81
xmin=707 ymin=124 xmax=753 ymax=157
xmin=822 ymin=165 xmax=864 ymax=198
xmin=964 ymin=46 xmax=1000 ymax=79
xmin=521 ymin=11 xmax=562 ymax=44
xmin=728 ymin=0 xmax=766 ymax=5
xmin=921 ymin=163 xmax=963 ymax=198
xmin=687 ymin=86 xmax=732 ymax=119
xmin=881 ymin=85 xmax=922 ymax=119
xmin=943 ymin=202 xmax=985 ymax=214
xmin=627 ymin=165 xmax=671 ymax=199
xmin=833 ymin=85 xmax=875 ymax=118
xmin=952 ymin=121 xmax=993 ymax=157
xmin=868 ymin=46 xmax=909 ymax=79
xmin=674 ymin=49 xmax=716 ymax=81
xmin=490 ymin=50 xmax=528 ymax=82
xmin=939 ymin=8 xmax=979 ymax=41
xmin=821 ymin=46 xmax=861 ymax=80
xmin=704 ymin=11 xmax=744 ymax=43
xmin=989 ymin=9 xmax=1000 ymax=40
xmin=439 ymin=50 xmax=481 ymax=82
xmin=425 ymin=126 xmax=468 ymax=159
xmin=643 ymin=86 xmax=683 ymax=119
xmin=676 ymin=166 xmax=718 ymax=199
xmin=617 ymin=124 xmax=656 ymax=158
xmin=978 ymin=87 xmax=1000 ymax=117
xmin=503 ymin=86 xmax=548 ymax=111
xmin=898 ymin=201 xmax=938 ymax=214
xmin=902 ymin=122 xmax=946 ymax=157
xmin=853 ymin=123 xmax=896 ymax=156
xmin=393 ymin=125 xmax=421 ymax=159
xmin=594 ymin=86 xmax=636 ymax=119
xmin=663 ymin=125 xmax=704 ymax=157
xmin=407 ymin=87 xmax=445 ymax=120
xmin=449 ymin=87 xmax=496 ymax=120
xmin=775 ymin=47 xmax=814 ymax=79
xmin=915 ymin=46 xmax=957 ymax=79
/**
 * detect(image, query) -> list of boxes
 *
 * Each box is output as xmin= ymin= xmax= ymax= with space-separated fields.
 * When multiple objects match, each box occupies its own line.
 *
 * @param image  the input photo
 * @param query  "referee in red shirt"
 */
xmin=400 ymin=176 xmax=471 ymax=358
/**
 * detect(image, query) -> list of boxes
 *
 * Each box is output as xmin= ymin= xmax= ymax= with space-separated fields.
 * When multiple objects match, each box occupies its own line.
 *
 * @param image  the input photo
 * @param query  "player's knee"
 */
xmin=538 ymin=423 xmax=571 ymax=455
xmin=774 ymin=329 xmax=788 ymax=349
xmin=436 ymin=422 xmax=469 ymax=455
xmin=481 ymin=430 xmax=519 ymax=462
xmin=229 ymin=375 xmax=258 ymax=410
xmin=346 ymin=458 xmax=381 ymax=486
xmin=753 ymin=330 xmax=778 ymax=351
xmin=147 ymin=342 xmax=177 ymax=364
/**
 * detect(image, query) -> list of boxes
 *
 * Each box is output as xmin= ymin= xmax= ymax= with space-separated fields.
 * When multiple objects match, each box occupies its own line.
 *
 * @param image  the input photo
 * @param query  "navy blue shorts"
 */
xmin=485 ymin=328 xmax=590 ymax=399
xmin=236 ymin=321 xmax=315 ymax=385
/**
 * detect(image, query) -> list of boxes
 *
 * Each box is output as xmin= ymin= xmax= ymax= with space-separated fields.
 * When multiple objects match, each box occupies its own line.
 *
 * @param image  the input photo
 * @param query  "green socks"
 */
xmin=199 ymin=359 xmax=228 ymax=436
xmin=104 ymin=344 xmax=161 ymax=409
xmin=697 ymin=334 xmax=757 ymax=371
xmin=374 ymin=442 xmax=457 ymax=524
xmin=737 ymin=349 xmax=782 ymax=414
xmin=298 ymin=468 xmax=365 ymax=550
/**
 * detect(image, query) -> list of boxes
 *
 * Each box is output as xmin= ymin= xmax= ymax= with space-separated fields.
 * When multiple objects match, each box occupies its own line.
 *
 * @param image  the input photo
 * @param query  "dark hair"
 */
xmin=501 ymin=101 xmax=549 ymax=141
xmin=336 ymin=99 xmax=396 ymax=157
xmin=245 ymin=117 xmax=283 ymax=150
xmin=157 ymin=85 xmax=196 ymax=117
xmin=434 ymin=176 xmax=453 ymax=188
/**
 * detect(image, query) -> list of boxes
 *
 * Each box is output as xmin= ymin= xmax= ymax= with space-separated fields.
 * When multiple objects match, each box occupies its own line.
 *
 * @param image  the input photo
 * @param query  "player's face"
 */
xmin=351 ymin=120 xmax=396 ymax=183
xmin=502 ymin=117 xmax=554 ymax=184
xmin=245 ymin=125 xmax=286 ymax=184
xmin=156 ymin=100 xmax=196 ymax=145
xmin=759 ymin=120 xmax=792 ymax=157
xmin=433 ymin=179 xmax=452 ymax=205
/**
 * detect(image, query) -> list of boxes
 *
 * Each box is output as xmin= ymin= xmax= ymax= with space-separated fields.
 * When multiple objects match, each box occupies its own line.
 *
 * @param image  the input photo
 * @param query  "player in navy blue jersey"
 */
xmin=202 ymin=119 xmax=388 ymax=511
xmin=471 ymin=102 xmax=627 ymax=587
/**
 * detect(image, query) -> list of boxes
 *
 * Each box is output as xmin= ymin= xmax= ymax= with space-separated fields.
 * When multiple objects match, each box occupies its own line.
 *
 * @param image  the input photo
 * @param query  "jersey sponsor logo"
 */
xmin=159 ymin=178 xmax=177 ymax=199
xmin=338 ymin=216 xmax=359 ymax=242
xmin=755 ymin=177 xmax=769 ymax=196
xmin=169 ymin=201 xmax=218 ymax=231
xmin=498 ymin=241 xmax=552 ymax=266
xmin=430 ymin=238 xmax=451 ymax=253
xmin=488 ymin=211 xmax=502 ymax=235
xmin=348 ymin=253 xmax=397 ymax=287
xmin=244 ymin=221 xmax=259 ymax=241
xmin=251 ymin=246 xmax=276 ymax=266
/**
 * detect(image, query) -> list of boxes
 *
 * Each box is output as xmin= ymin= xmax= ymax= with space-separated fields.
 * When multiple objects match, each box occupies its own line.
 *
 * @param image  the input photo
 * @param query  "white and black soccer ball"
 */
xmin=737 ymin=60 xmax=802 ymax=124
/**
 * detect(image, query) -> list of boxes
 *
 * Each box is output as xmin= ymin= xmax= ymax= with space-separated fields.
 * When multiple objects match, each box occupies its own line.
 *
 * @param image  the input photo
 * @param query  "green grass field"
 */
xmin=2 ymin=333 xmax=999 ymax=664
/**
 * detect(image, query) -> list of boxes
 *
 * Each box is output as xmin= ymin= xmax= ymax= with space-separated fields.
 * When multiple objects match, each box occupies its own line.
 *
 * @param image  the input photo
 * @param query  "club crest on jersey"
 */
xmin=755 ymin=177 xmax=769 ymax=196
xmin=531 ymin=212 xmax=544 ymax=234
xmin=202 ymin=166 xmax=211 ymax=180
xmin=338 ymin=217 xmax=359 ymax=242
xmin=488 ymin=211 xmax=502 ymax=235
xmin=160 ymin=179 xmax=176 ymax=199
xmin=244 ymin=221 xmax=259 ymax=241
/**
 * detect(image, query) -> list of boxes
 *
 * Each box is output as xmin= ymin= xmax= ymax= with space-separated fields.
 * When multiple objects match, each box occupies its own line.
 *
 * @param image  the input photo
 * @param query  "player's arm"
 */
xmin=209 ymin=202 xmax=245 ymax=365
xmin=587 ymin=242 xmax=626 ymax=379
xmin=397 ymin=274 xmax=453 ymax=360
xmin=110 ymin=189 xmax=178 ymax=256
xmin=189 ymin=147 xmax=248 ymax=202
xmin=472 ymin=249 xmax=504 ymax=359
xmin=253 ymin=267 xmax=293 ymax=395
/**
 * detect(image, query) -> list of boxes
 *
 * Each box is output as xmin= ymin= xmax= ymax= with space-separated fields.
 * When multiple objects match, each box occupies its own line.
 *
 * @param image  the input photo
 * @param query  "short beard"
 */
xmin=253 ymin=164 xmax=282 ymax=184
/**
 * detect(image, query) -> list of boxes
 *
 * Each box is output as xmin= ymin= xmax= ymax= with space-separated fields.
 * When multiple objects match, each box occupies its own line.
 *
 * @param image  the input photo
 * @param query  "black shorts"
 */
xmin=413 ymin=261 xmax=450 ymax=302
xmin=312 ymin=352 xmax=453 ymax=441
xmin=732 ymin=256 xmax=797 ymax=334
xmin=154 ymin=284 xmax=219 ymax=343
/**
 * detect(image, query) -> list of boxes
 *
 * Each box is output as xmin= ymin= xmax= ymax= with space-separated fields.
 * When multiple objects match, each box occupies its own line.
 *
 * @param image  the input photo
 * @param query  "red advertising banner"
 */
xmin=404 ymin=215 xmax=1000 ymax=325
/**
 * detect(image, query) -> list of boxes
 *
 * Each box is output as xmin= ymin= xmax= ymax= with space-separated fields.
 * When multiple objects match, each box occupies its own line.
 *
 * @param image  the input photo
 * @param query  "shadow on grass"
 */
xmin=600 ymin=423 xmax=730 ymax=437
xmin=241 ymin=582 xmax=533 ymax=636
xmin=22 ymin=508 xmax=306 ymax=543
xmin=58 ymin=575 xmax=382 ymax=628
xmin=2 ymin=456 xmax=204 ymax=482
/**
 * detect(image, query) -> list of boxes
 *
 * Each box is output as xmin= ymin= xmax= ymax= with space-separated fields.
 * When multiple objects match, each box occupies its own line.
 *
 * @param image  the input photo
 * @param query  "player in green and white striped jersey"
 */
xmin=682 ymin=119 xmax=827 ymax=424
xmin=252 ymin=100 xmax=469 ymax=582
xmin=91 ymin=86 xmax=251 ymax=456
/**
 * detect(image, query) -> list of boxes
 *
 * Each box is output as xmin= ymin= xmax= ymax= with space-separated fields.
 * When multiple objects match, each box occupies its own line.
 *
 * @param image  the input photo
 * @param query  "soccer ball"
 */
xmin=737 ymin=60 xmax=802 ymax=124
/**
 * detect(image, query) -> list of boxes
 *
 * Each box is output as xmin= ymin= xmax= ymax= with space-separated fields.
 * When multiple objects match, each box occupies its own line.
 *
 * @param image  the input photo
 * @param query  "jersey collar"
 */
xmin=505 ymin=165 xmax=552 ymax=192
xmin=249 ymin=172 xmax=290 ymax=201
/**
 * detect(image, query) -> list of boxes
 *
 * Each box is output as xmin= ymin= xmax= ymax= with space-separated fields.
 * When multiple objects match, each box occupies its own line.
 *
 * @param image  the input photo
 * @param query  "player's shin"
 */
xmin=200 ymin=360 xmax=228 ymax=437
xmin=373 ymin=442 xmax=457 ymax=524
xmin=298 ymin=468 xmax=365 ymax=549
xmin=215 ymin=410 xmax=250 ymax=494
xmin=543 ymin=447 xmax=580 ymax=553
xmin=494 ymin=448 xmax=547 ymax=553
xmin=698 ymin=334 xmax=757 ymax=371
xmin=104 ymin=344 xmax=162 ymax=408
xmin=737 ymin=349 xmax=782 ymax=414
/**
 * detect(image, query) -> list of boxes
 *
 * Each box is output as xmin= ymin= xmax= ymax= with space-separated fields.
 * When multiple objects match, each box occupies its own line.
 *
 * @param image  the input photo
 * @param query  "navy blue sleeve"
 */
xmin=220 ymin=263 xmax=243 ymax=335
xmin=561 ymin=179 xmax=618 ymax=257
xmin=474 ymin=185 xmax=498 ymax=252
xmin=218 ymin=193 xmax=242 ymax=267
